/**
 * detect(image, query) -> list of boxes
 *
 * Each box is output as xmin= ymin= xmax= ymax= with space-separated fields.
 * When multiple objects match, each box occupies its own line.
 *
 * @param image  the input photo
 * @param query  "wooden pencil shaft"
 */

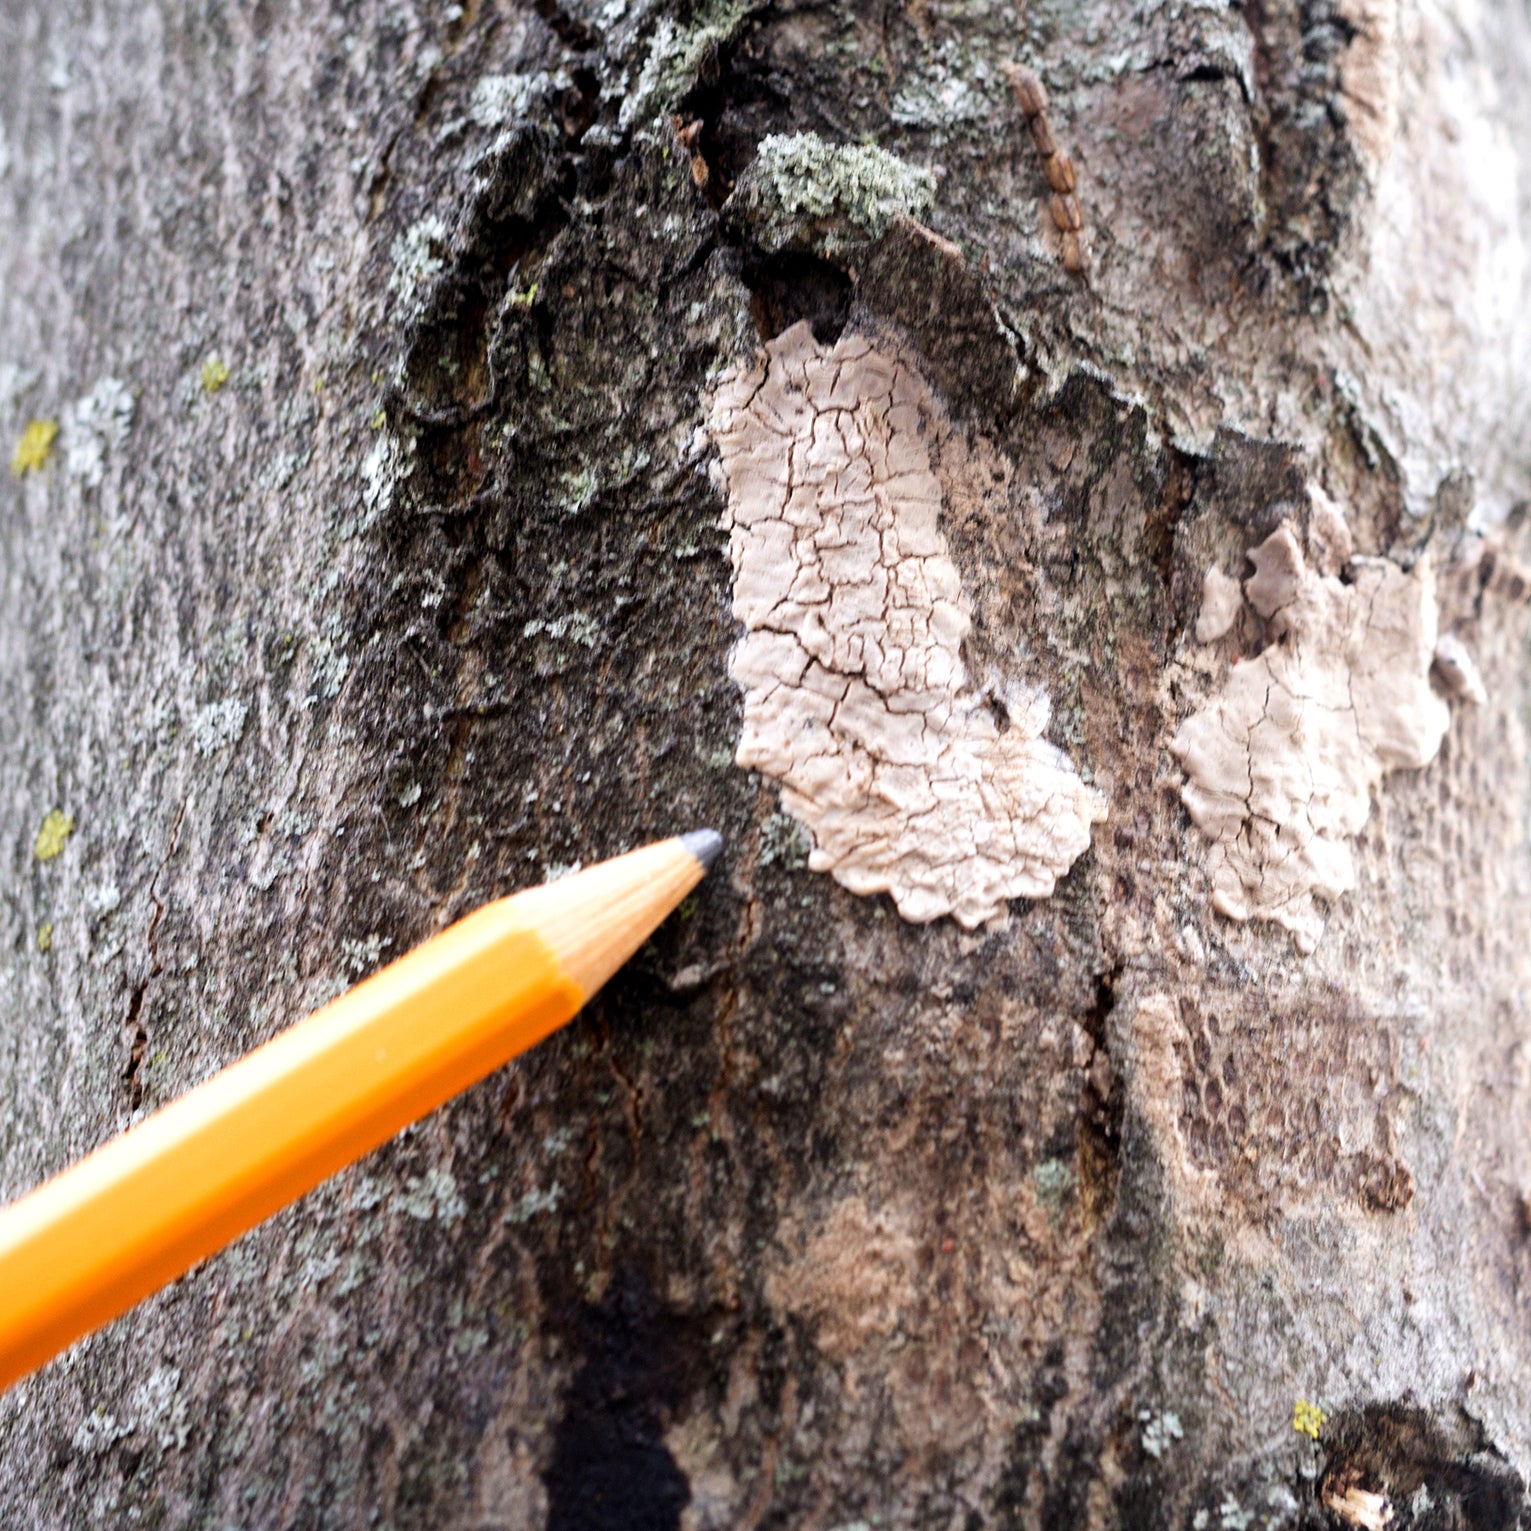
xmin=0 ymin=834 xmax=713 ymax=1393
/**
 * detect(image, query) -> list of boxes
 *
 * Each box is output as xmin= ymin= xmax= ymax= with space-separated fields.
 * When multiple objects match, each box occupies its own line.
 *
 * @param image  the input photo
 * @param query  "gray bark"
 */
xmin=2 ymin=1 xmax=1531 ymax=1527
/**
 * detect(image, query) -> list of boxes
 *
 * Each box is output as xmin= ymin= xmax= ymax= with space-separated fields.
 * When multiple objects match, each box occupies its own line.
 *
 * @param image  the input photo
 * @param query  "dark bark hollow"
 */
xmin=2 ymin=2 xmax=1531 ymax=1528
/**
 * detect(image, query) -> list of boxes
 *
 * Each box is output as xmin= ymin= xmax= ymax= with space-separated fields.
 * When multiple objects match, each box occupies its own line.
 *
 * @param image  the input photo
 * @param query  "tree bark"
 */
xmin=3 ymin=1 xmax=1531 ymax=1526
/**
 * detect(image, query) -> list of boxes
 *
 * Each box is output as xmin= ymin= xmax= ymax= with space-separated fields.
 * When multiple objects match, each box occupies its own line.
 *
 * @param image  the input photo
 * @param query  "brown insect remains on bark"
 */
xmin=1004 ymin=63 xmax=1089 ymax=276
xmin=672 ymin=116 xmax=709 ymax=190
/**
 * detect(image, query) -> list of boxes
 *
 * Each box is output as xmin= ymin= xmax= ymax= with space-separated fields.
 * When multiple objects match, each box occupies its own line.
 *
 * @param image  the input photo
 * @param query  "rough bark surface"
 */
xmin=3 ymin=1 xmax=1531 ymax=1527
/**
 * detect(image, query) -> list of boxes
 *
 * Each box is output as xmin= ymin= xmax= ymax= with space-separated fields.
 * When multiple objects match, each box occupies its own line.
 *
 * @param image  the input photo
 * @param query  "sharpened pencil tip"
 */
xmin=680 ymin=828 xmax=724 ymax=872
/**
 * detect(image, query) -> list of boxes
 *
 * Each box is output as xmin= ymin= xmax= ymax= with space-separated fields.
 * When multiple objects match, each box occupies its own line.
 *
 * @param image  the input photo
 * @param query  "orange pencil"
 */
xmin=0 ymin=830 xmax=721 ymax=1393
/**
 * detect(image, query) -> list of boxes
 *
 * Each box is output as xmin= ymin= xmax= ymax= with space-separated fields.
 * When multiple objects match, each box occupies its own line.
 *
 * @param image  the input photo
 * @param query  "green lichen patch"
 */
xmin=759 ymin=811 xmax=810 ymax=870
xmin=727 ymin=132 xmax=936 ymax=258
xmin=36 ymin=922 xmax=53 ymax=953
xmin=33 ymin=808 xmax=74 ymax=861
xmin=200 ymin=357 xmax=230 ymax=393
xmin=1031 ymin=1156 xmax=1076 ymax=1225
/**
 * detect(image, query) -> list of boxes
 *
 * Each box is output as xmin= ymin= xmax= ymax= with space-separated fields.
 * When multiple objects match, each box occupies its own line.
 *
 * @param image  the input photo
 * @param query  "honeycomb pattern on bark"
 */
xmin=1170 ymin=989 xmax=1411 ymax=1215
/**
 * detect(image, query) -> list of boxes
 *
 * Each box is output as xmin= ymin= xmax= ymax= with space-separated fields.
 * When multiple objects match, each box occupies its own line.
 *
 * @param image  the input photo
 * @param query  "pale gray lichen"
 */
xmin=399 ymin=1167 xmax=466 ymax=1223
xmin=1173 ymin=523 xmax=1451 ymax=952
xmin=130 ymin=1366 xmax=190 ymax=1454
xmin=340 ymin=933 xmax=392 ymax=976
xmin=522 ymin=612 xmax=600 ymax=648
xmin=503 ymin=1183 xmax=562 ymax=1224
xmin=468 ymin=71 xmax=566 ymax=130
xmin=191 ymin=697 xmax=249 ymax=756
xmin=63 ymin=375 xmax=134 ymax=488
xmin=0 ymin=362 xmax=37 ymax=419
xmin=1218 ymin=1497 xmax=1254 ymax=1531
xmin=889 ymin=46 xmax=992 ymax=133
xmin=1139 ymin=1408 xmax=1184 ymax=1460
xmin=620 ymin=0 xmax=755 ymax=130
xmin=388 ymin=215 xmax=450 ymax=315
xmin=72 ymin=1367 xmax=188 ymax=1458
xmin=710 ymin=323 xmax=1106 ymax=927
xmin=304 ymin=613 xmax=353 ymax=705
xmin=729 ymin=133 xmax=936 ymax=257
xmin=360 ymin=428 xmax=405 ymax=526
xmin=71 ymin=1408 xmax=130 ymax=1457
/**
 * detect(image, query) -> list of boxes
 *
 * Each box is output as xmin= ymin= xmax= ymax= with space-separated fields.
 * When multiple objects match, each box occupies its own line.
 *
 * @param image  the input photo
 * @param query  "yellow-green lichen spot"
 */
xmin=11 ymin=419 xmax=59 ymax=476
xmin=1293 ymin=1399 xmax=1326 ymax=1440
xmin=200 ymin=357 xmax=230 ymax=393
xmin=36 ymin=922 xmax=53 ymax=953
xmin=34 ymin=809 xmax=74 ymax=861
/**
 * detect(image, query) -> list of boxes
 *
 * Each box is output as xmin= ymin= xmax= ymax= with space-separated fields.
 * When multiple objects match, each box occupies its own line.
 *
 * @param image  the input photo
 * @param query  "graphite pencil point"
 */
xmin=680 ymin=828 xmax=724 ymax=871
